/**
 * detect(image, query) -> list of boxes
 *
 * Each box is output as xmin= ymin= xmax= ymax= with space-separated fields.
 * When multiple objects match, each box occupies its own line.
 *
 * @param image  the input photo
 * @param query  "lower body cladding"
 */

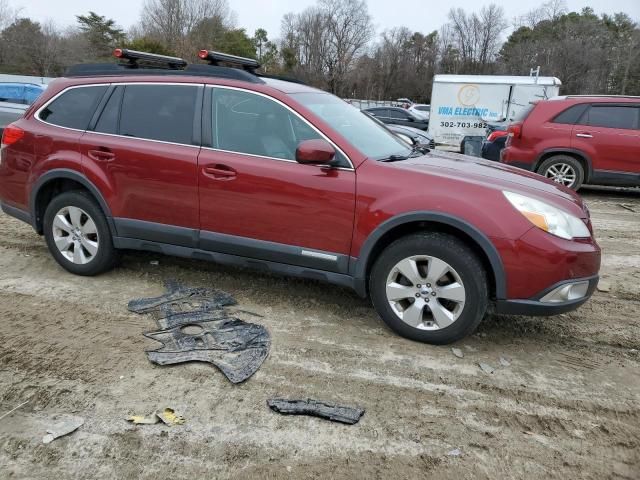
xmin=112 ymin=217 xmax=601 ymax=317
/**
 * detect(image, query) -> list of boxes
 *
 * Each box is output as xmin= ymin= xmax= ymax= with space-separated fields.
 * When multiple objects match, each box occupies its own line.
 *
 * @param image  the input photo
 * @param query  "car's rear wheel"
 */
xmin=537 ymin=155 xmax=584 ymax=190
xmin=370 ymin=232 xmax=488 ymax=344
xmin=43 ymin=191 xmax=117 ymax=276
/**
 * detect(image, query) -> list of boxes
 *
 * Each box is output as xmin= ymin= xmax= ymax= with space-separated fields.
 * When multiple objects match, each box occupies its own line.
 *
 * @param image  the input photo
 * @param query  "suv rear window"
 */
xmin=553 ymin=104 xmax=588 ymax=124
xmin=39 ymin=86 xmax=107 ymax=130
xmin=583 ymin=105 xmax=639 ymax=130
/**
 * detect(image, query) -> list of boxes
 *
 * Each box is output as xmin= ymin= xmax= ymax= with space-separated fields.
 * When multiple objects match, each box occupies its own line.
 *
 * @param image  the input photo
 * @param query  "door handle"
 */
xmin=87 ymin=148 xmax=116 ymax=162
xmin=576 ymin=133 xmax=593 ymax=138
xmin=203 ymin=165 xmax=237 ymax=180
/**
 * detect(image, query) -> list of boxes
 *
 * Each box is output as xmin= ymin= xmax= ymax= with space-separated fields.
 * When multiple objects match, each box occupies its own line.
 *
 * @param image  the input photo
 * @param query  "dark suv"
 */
xmin=501 ymin=96 xmax=640 ymax=190
xmin=0 ymin=49 xmax=601 ymax=344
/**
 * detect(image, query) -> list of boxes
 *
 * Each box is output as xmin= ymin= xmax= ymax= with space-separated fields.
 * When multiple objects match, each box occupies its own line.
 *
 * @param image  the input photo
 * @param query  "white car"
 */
xmin=409 ymin=104 xmax=430 ymax=121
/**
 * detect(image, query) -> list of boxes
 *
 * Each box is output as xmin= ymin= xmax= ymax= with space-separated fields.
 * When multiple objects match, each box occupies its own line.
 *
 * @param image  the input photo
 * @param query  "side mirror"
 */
xmin=407 ymin=116 xmax=415 ymax=122
xmin=295 ymin=139 xmax=336 ymax=165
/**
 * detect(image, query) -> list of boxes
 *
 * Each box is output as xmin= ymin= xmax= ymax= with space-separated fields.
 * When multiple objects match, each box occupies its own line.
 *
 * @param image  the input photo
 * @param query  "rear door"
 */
xmin=572 ymin=103 xmax=640 ymax=174
xmin=80 ymin=83 xmax=203 ymax=244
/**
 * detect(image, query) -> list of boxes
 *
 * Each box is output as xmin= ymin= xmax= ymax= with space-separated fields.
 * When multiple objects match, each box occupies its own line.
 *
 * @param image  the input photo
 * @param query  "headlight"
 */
xmin=503 ymin=191 xmax=590 ymax=240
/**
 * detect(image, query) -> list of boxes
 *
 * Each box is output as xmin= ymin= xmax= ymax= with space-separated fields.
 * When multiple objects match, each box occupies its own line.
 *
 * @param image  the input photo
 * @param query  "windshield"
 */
xmin=290 ymin=92 xmax=411 ymax=160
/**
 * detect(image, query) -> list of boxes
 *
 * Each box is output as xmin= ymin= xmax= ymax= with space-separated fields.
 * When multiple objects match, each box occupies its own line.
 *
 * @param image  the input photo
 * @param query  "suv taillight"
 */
xmin=487 ymin=130 xmax=508 ymax=142
xmin=507 ymin=122 xmax=522 ymax=140
xmin=1 ymin=124 xmax=24 ymax=148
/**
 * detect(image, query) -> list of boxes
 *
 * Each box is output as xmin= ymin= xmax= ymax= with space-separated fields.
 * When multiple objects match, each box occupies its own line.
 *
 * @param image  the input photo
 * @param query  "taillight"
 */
xmin=1 ymin=124 xmax=24 ymax=148
xmin=113 ymin=48 xmax=123 ymax=58
xmin=198 ymin=49 xmax=209 ymax=59
xmin=507 ymin=122 xmax=522 ymax=139
xmin=487 ymin=130 xmax=508 ymax=142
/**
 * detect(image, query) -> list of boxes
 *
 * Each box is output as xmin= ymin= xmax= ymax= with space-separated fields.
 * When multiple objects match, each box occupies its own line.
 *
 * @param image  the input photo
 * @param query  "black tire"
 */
xmin=369 ymin=232 xmax=488 ymax=345
xmin=536 ymin=155 xmax=584 ymax=190
xmin=43 ymin=190 xmax=117 ymax=276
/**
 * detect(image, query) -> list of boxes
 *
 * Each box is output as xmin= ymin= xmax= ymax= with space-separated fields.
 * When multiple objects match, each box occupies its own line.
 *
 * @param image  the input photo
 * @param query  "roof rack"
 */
xmin=114 ymin=48 xmax=187 ymax=70
xmin=64 ymin=48 xmax=306 ymax=87
xmin=198 ymin=50 xmax=260 ymax=73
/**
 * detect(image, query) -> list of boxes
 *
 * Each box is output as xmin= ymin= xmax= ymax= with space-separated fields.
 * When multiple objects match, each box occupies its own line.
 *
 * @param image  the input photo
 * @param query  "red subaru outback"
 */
xmin=0 ymin=50 xmax=601 ymax=344
xmin=501 ymin=95 xmax=640 ymax=190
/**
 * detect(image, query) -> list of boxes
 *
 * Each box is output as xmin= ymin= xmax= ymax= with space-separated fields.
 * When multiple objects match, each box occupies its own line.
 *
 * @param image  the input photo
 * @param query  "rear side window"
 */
xmin=553 ymin=104 xmax=588 ymax=124
xmin=583 ymin=105 xmax=639 ymax=130
xmin=119 ymin=84 xmax=199 ymax=144
xmin=513 ymin=104 xmax=535 ymax=122
xmin=39 ymin=86 xmax=107 ymax=130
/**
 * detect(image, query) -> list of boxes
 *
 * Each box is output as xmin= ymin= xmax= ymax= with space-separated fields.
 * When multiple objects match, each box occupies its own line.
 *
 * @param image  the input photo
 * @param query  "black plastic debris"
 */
xmin=145 ymin=318 xmax=270 ymax=384
xmin=128 ymin=279 xmax=236 ymax=319
xmin=129 ymin=280 xmax=269 ymax=384
xmin=267 ymin=398 xmax=365 ymax=425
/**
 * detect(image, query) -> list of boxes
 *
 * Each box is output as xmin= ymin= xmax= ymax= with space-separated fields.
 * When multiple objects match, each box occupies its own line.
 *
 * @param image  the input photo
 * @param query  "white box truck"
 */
xmin=428 ymin=74 xmax=561 ymax=149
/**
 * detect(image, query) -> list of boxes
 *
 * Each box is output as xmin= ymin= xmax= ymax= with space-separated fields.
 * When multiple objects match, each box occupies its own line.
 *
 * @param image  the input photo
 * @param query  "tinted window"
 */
xmin=40 ymin=86 xmax=107 ymax=130
xmin=388 ymin=109 xmax=407 ymax=120
xmin=415 ymin=106 xmax=430 ymax=112
xmin=584 ymin=105 xmax=639 ymax=130
xmin=367 ymin=108 xmax=387 ymax=117
xmin=553 ymin=104 xmax=588 ymax=125
xmin=94 ymin=86 xmax=123 ymax=134
xmin=120 ymin=84 xmax=198 ymax=144
xmin=213 ymin=88 xmax=324 ymax=161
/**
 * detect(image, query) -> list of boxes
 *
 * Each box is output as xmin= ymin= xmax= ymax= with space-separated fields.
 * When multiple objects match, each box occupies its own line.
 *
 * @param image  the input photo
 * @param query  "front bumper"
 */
xmin=494 ymin=275 xmax=598 ymax=316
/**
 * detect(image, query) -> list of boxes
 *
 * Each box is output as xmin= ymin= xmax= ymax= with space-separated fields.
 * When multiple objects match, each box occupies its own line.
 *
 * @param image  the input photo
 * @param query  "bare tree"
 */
xmin=140 ymin=0 xmax=232 ymax=57
xmin=320 ymin=0 xmax=374 ymax=94
xmin=0 ymin=0 xmax=19 ymax=31
xmin=279 ymin=0 xmax=373 ymax=95
xmin=446 ymin=4 xmax=507 ymax=73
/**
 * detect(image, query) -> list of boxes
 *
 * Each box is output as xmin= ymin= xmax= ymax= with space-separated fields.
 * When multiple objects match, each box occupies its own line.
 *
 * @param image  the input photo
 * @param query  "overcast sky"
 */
xmin=13 ymin=0 xmax=640 ymax=40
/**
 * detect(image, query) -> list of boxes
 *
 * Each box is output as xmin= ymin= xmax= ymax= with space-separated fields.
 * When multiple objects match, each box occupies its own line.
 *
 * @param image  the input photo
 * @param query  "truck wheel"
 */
xmin=537 ymin=155 xmax=584 ymax=190
xmin=43 ymin=191 xmax=117 ymax=276
xmin=370 ymin=232 xmax=488 ymax=345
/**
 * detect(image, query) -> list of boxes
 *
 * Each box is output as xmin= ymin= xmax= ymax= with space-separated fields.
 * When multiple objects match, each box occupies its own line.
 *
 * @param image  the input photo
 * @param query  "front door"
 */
xmin=80 ymin=83 xmax=203 ymax=244
xmin=197 ymin=86 xmax=356 ymax=273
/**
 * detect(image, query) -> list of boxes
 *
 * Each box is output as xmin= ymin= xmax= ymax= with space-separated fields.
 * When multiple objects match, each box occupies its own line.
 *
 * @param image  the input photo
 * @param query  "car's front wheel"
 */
xmin=43 ymin=191 xmax=117 ymax=276
xmin=370 ymin=232 xmax=488 ymax=344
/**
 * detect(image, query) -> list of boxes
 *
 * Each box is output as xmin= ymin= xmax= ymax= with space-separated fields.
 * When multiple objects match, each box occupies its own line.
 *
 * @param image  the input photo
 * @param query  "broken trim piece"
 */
xmin=267 ymin=398 xmax=365 ymax=425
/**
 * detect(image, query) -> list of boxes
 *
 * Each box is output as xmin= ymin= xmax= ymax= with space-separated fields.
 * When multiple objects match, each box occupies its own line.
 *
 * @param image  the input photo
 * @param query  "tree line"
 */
xmin=0 ymin=0 xmax=638 ymax=101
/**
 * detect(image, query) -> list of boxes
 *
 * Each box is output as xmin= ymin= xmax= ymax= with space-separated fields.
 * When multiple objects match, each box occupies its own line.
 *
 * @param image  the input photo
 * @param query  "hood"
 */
xmin=392 ymin=150 xmax=588 ymax=217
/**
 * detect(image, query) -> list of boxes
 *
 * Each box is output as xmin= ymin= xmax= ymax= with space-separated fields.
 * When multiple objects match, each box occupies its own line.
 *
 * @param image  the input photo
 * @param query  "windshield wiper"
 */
xmin=380 ymin=145 xmax=428 ymax=162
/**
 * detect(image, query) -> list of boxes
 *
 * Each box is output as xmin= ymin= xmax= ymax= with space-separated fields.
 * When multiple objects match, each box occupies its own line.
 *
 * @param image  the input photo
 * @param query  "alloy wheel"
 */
xmin=544 ymin=163 xmax=577 ymax=187
xmin=51 ymin=206 xmax=100 ymax=264
xmin=385 ymin=255 xmax=466 ymax=330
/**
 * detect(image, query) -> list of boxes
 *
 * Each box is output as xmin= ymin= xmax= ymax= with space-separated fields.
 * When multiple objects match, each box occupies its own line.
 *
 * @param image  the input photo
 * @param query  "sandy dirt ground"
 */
xmin=0 ymin=187 xmax=639 ymax=479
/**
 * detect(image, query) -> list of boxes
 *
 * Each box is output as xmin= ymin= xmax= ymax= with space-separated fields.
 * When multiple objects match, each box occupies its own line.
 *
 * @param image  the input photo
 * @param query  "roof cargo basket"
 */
xmin=198 ymin=50 xmax=260 ymax=73
xmin=114 ymin=48 xmax=187 ymax=70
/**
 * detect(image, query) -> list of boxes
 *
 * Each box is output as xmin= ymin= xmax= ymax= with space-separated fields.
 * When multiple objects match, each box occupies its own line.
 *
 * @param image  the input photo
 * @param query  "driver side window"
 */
xmin=212 ymin=88 xmax=320 ymax=161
